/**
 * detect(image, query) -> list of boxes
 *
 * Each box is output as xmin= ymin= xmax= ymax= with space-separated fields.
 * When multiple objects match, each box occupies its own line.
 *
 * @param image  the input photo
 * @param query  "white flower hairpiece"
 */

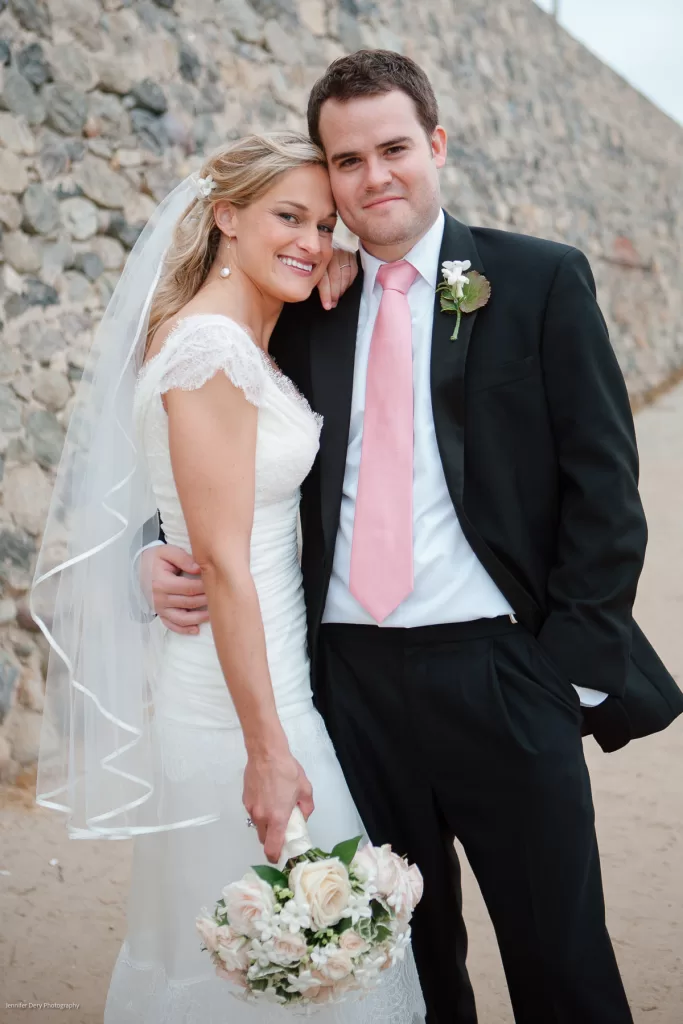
xmin=195 ymin=173 xmax=217 ymax=199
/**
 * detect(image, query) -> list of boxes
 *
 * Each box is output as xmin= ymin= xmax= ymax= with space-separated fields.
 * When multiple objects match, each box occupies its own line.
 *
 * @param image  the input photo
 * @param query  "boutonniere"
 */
xmin=437 ymin=260 xmax=491 ymax=340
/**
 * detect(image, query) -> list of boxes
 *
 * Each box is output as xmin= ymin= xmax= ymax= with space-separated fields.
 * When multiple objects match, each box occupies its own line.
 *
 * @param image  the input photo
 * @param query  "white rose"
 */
xmin=222 ymin=872 xmax=275 ymax=938
xmin=270 ymin=932 xmax=308 ymax=966
xmin=351 ymin=843 xmax=381 ymax=887
xmin=196 ymin=915 xmax=219 ymax=952
xmin=319 ymin=946 xmax=353 ymax=983
xmin=216 ymin=924 xmax=250 ymax=971
xmin=289 ymin=858 xmax=351 ymax=931
xmin=339 ymin=929 xmax=369 ymax=957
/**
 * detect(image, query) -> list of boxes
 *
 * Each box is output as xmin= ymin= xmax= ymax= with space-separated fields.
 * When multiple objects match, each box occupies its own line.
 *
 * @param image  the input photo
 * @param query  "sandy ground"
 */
xmin=1 ymin=385 xmax=682 ymax=1024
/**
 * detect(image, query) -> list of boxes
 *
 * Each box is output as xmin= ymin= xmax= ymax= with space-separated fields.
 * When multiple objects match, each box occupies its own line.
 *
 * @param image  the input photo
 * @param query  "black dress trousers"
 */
xmin=318 ymin=617 xmax=633 ymax=1024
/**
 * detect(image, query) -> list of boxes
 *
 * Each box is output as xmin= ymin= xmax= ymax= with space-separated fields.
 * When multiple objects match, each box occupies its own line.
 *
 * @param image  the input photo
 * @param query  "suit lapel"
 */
xmin=430 ymin=212 xmax=483 ymax=510
xmin=309 ymin=266 xmax=363 ymax=556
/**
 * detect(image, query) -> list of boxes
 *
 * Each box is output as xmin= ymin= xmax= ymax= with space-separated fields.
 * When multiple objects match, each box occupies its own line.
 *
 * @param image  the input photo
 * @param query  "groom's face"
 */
xmin=318 ymin=89 xmax=446 ymax=259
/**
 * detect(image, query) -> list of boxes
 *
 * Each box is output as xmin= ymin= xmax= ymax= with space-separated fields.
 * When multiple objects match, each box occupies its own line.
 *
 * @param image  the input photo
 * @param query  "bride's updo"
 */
xmin=146 ymin=132 xmax=325 ymax=349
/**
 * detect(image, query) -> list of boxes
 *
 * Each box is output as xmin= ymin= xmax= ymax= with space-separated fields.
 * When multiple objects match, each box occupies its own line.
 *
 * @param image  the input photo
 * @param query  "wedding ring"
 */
xmin=339 ymin=263 xmax=351 ymax=269
xmin=246 ymin=816 xmax=256 ymax=829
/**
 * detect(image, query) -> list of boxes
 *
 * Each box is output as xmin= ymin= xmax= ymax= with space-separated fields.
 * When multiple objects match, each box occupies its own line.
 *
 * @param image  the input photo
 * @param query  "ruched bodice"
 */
xmin=133 ymin=314 xmax=323 ymax=726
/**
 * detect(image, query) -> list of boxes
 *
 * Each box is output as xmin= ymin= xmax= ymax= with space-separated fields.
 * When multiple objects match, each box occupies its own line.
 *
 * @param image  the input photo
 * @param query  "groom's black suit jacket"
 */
xmin=270 ymin=211 xmax=683 ymax=753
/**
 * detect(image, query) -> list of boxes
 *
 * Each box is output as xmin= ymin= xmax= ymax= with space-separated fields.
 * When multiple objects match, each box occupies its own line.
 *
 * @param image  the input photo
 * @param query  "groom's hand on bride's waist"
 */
xmin=142 ymin=543 xmax=209 ymax=635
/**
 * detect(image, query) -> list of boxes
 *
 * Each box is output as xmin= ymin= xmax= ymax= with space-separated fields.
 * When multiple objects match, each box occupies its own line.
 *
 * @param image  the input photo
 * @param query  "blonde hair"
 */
xmin=146 ymin=132 xmax=326 ymax=350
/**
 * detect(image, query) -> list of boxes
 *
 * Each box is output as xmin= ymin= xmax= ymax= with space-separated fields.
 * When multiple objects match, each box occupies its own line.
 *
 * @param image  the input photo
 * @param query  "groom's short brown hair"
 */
xmin=307 ymin=50 xmax=439 ymax=149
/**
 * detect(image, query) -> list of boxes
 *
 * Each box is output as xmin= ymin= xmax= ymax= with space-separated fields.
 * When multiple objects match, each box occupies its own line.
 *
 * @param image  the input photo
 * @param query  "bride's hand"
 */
xmin=243 ymin=749 xmax=314 ymax=863
xmin=317 ymin=247 xmax=358 ymax=310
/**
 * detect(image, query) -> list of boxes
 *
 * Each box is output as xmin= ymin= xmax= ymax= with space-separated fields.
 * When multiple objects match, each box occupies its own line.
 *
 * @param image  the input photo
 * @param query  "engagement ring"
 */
xmin=246 ymin=816 xmax=256 ymax=829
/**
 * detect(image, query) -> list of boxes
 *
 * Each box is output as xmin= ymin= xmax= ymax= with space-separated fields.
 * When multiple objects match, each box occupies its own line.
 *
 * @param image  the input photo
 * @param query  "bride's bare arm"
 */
xmin=166 ymin=372 xmax=313 ymax=863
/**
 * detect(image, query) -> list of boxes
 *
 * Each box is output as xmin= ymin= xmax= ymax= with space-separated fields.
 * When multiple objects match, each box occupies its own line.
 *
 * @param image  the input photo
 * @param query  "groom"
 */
xmin=147 ymin=51 xmax=682 ymax=1023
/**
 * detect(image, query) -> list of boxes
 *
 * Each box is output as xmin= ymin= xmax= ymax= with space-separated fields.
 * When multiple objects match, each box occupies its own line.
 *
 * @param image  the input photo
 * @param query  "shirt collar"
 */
xmin=359 ymin=208 xmax=445 ymax=296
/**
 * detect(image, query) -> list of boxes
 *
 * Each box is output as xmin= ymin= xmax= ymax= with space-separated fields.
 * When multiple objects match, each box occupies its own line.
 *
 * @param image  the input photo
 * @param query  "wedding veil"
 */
xmin=30 ymin=174 xmax=221 ymax=838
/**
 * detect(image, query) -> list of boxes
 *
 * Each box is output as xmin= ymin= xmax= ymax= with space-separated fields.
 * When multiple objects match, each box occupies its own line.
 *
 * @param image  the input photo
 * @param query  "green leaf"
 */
xmin=336 ymin=917 xmax=354 ymax=934
xmin=331 ymin=835 xmax=363 ymax=866
xmin=251 ymin=864 xmax=289 ymax=889
xmin=459 ymin=270 xmax=491 ymax=314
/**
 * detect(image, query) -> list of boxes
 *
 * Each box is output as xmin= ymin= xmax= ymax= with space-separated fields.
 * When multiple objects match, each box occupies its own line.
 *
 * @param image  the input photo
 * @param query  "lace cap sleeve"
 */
xmin=154 ymin=316 xmax=267 ymax=407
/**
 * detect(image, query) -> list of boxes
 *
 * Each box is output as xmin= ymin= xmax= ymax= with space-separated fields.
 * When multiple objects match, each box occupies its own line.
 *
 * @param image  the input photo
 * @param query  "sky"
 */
xmin=533 ymin=0 xmax=683 ymax=125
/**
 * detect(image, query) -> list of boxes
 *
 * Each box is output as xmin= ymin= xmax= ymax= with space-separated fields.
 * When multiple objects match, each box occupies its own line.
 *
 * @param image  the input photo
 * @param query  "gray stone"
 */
xmin=0 ymin=195 xmax=22 ymax=231
xmin=16 ymin=599 xmax=39 ymax=633
xmin=19 ymin=322 xmax=63 ymax=364
xmin=16 ymin=43 xmax=52 ymax=88
xmin=130 ymin=109 xmax=169 ymax=154
xmin=0 ymin=527 xmax=35 ymax=578
xmin=75 ymin=155 xmax=132 ymax=210
xmin=178 ymin=42 xmax=201 ymax=84
xmin=11 ymin=372 xmax=33 ymax=401
xmin=152 ymin=0 xmax=175 ymax=8
xmin=0 ymin=112 xmax=37 ymax=155
xmin=106 ymin=212 xmax=143 ymax=250
xmin=87 ymin=234 xmax=125 ymax=270
xmin=249 ymin=0 xmax=297 ymax=21
xmin=3 ymin=706 xmax=43 ymax=765
xmin=88 ymin=91 xmax=130 ymax=138
xmin=49 ymin=43 xmax=97 ymax=94
xmin=5 ymin=433 xmax=32 ymax=463
xmin=73 ymin=250 xmax=104 ymax=281
xmin=3 ymin=231 xmax=42 ymax=274
xmin=23 ymin=279 xmax=59 ymax=308
xmin=337 ymin=9 xmax=364 ymax=52
xmin=59 ymin=196 xmax=98 ymax=241
xmin=26 ymin=408 xmax=65 ymax=468
xmin=0 ymin=149 xmax=29 ymax=194
xmin=0 ymin=650 xmax=19 ymax=721
xmin=0 ymin=383 xmax=22 ymax=431
xmin=0 ymin=41 xmax=10 ymax=67
xmin=38 ymin=138 xmax=71 ymax=180
xmin=31 ymin=368 xmax=71 ymax=411
xmin=4 ymin=293 xmax=29 ymax=319
xmin=95 ymin=54 xmax=137 ymax=96
xmin=222 ymin=0 xmax=265 ymax=44
xmin=0 ymin=69 xmax=45 ymax=126
xmin=65 ymin=139 xmax=87 ymax=163
xmin=44 ymin=83 xmax=89 ymax=136
xmin=62 ymin=270 xmax=92 ymax=303
xmin=130 ymin=79 xmax=168 ymax=115
xmin=9 ymin=0 xmax=51 ymax=37
xmin=3 ymin=461 xmax=53 ymax=535
xmin=22 ymin=184 xmax=60 ymax=236
xmin=41 ymin=238 xmax=74 ymax=285
xmin=0 ymin=453 xmax=4 ymax=481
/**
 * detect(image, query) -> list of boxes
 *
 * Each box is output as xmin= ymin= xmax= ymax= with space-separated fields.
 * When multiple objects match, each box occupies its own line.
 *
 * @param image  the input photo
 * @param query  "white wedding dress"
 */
xmin=104 ymin=314 xmax=426 ymax=1023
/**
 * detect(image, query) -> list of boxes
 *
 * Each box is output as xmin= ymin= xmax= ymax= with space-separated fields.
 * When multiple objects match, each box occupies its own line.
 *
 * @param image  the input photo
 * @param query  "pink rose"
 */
xmin=215 ymin=964 xmax=248 ymax=988
xmin=222 ymin=872 xmax=275 ymax=938
xmin=407 ymin=863 xmax=423 ymax=910
xmin=339 ymin=929 xmax=369 ymax=957
xmin=319 ymin=947 xmax=353 ymax=983
xmin=216 ymin=925 xmax=250 ymax=971
xmin=270 ymin=932 xmax=308 ymax=966
xmin=195 ymin=915 xmax=219 ymax=952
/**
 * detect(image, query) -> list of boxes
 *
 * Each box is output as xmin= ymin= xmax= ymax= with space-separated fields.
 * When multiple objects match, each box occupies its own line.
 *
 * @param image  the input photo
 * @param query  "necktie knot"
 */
xmin=376 ymin=259 xmax=418 ymax=296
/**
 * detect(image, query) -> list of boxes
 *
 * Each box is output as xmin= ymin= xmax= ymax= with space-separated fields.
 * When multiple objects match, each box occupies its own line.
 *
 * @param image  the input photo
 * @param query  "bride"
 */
xmin=31 ymin=132 xmax=426 ymax=1023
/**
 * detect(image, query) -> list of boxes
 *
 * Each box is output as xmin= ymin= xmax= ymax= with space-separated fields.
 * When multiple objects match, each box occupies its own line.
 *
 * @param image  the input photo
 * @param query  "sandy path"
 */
xmin=1 ymin=385 xmax=682 ymax=1024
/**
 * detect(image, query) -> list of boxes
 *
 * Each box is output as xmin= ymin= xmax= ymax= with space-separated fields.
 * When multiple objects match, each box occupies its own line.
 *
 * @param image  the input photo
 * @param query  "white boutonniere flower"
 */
xmin=437 ymin=259 xmax=491 ymax=340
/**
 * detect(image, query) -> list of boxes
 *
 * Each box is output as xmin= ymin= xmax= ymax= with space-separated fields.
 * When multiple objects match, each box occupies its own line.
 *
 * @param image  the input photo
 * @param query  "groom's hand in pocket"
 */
xmin=143 ymin=544 xmax=210 ymax=634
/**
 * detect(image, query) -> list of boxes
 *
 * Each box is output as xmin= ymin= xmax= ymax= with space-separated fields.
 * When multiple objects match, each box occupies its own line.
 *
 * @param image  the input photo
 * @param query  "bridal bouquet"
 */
xmin=196 ymin=808 xmax=423 ymax=1008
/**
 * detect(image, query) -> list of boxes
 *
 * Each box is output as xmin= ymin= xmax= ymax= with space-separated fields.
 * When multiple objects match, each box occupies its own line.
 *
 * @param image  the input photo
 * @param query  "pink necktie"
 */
xmin=349 ymin=259 xmax=418 ymax=623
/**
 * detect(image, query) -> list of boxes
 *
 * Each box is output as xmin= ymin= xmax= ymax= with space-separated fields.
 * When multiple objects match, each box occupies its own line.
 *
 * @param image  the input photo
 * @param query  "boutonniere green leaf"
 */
xmin=436 ymin=260 xmax=491 ymax=340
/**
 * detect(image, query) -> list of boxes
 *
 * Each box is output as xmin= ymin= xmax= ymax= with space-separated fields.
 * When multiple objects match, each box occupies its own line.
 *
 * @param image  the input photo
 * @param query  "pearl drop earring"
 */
xmin=219 ymin=238 xmax=232 ymax=278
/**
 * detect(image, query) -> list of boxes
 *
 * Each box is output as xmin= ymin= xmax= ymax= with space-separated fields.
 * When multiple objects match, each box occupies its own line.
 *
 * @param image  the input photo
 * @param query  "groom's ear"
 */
xmin=214 ymin=201 xmax=238 ymax=237
xmin=431 ymin=126 xmax=447 ymax=168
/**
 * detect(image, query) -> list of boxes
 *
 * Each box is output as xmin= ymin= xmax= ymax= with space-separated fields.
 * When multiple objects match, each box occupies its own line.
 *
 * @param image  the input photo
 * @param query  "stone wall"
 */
xmin=0 ymin=0 xmax=682 ymax=778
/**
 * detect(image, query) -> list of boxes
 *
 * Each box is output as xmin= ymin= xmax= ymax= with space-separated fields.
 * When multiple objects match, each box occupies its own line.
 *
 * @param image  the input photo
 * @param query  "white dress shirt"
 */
xmin=322 ymin=211 xmax=607 ymax=708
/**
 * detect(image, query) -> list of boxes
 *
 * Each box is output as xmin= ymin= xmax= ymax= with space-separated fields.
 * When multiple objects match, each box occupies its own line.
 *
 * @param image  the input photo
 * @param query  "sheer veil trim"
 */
xmin=29 ymin=173 xmax=225 ymax=839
